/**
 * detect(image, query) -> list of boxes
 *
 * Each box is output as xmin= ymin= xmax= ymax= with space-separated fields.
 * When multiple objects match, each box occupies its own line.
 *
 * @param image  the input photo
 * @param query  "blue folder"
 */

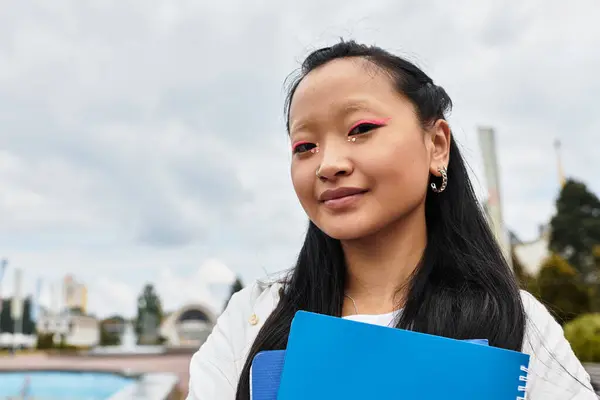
xmin=250 ymin=316 xmax=493 ymax=400
xmin=251 ymin=350 xmax=286 ymax=400
xmin=271 ymin=311 xmax=529 ymax=399
xmin=251 ymin=341 xmax=489 ymax=400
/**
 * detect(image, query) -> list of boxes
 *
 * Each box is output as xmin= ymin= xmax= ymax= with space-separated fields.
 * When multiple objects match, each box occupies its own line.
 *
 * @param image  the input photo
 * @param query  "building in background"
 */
xmin=478 ymin=126 xmax=513 ymax=269
xmin=36 ymin=308 xmax=100 ymax=348
xmin=63 ymin=275 xmax=87 ymax=314
xmin=159 ymin=303 xmax=217 ymax=348
xmin=32 ymin=275 xmax=97 ymax=348
xmin=513 ymin=225 xmax=551 ymax=277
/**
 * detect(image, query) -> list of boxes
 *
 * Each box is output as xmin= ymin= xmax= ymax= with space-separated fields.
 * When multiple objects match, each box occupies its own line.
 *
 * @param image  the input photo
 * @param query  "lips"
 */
xmin=318 ymin=187 xmax=368 ymax=202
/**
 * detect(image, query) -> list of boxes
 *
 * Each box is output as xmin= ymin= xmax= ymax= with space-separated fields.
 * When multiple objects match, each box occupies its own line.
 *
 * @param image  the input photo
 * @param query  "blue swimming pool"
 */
xmin=0 ymin=371 xmax=136 ymax=399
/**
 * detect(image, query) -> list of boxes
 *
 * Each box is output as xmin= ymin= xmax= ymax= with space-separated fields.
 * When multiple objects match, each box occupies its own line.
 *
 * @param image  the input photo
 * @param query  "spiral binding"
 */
xmin=516 ymin=365 xmax=529 ymax=400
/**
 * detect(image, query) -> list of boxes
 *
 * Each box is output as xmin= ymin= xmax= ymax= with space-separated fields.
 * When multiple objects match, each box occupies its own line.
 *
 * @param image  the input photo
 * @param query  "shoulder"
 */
xmin=519 ymin=289 xmax=572 ymax=360
xmin=519 ymin=290 xmax=578 ymax=353
xmin=520 ymin=290 xmax=555 ymax=332
xmin=519 ymin=290 xmax=596 ymax=398
xmin=219 ymin=278 xmax=283 ymax=356
xmin=224 ymin=279 xmax=283 ymax=323
xmin=186 ymin=280 xmax=283 ymax=399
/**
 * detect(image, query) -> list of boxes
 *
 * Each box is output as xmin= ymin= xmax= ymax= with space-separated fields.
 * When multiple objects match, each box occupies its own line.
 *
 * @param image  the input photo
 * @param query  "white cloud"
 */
xmin=155 ymin=259 xmax=237 ymax=316
xmin=87 ymin=277 xmax=138 ymax=319
xmin=0 ymin=0 xmax=598 ymax=317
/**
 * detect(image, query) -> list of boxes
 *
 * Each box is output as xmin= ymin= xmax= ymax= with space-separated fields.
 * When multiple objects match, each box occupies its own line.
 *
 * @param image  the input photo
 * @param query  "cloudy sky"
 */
xmin=0 ymin=0 xmax=598 ymax=318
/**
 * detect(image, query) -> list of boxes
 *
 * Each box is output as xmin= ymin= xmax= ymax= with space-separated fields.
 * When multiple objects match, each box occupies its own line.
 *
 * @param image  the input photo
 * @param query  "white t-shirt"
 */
xmin=343 ymin=311 xmax=398 ymax=326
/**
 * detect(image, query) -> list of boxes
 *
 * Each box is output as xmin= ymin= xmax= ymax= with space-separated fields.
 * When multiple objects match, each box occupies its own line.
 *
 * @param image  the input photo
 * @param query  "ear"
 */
xmin=427 ymin=119 xmax=451 ymax=176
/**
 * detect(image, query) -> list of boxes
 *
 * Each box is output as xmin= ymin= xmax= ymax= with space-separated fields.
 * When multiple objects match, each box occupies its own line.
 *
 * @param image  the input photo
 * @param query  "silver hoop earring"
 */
xmin=430 ymin=166 xmax=447 ymax=193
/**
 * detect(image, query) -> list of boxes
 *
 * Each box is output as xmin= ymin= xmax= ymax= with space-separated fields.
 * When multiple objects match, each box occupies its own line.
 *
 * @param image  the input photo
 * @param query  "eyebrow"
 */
xmin=338 ymin=100 xmax=374 ymax=115
xmin=290 ymin=99 xmax=377 ymax=135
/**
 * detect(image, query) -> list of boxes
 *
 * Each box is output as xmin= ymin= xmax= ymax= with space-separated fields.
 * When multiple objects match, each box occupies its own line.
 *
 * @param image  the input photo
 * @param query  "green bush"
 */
xmin=536 ymin=254 xmax=591 ymax=324
xmin=564 ymin=313 xmax=600 ymax=363
xmin=36 ymin=333 xmax=55 ymax=350
xmin=100 ymin=328 xmax=121 ymax=346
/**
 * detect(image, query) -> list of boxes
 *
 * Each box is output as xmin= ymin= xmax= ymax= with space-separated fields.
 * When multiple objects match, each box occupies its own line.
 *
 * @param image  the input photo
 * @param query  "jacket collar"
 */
xmin=249 ymin=280 xmax=282 ymax=329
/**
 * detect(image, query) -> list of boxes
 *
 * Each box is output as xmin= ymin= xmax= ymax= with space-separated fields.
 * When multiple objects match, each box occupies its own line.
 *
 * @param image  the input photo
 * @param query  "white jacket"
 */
xmin=187 ymin=281 xmax=597 ymax=399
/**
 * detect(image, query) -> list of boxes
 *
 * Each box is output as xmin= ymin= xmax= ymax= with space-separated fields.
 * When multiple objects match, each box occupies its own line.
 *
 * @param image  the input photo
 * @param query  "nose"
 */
xmin=316 ymin=144 xmax=353 ymax=181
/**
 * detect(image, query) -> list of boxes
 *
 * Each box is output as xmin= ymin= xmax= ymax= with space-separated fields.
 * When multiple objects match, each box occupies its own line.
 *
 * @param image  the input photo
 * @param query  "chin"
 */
xmin=314 ymin=217 xmax=383 ymax=241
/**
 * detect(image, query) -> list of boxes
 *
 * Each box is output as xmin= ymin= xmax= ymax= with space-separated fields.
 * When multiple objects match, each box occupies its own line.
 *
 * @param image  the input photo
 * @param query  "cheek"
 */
xmin=369 ymin=139 xmax=430 ymax=198
xmin=290 ymin=163 xmax=314 ymax=207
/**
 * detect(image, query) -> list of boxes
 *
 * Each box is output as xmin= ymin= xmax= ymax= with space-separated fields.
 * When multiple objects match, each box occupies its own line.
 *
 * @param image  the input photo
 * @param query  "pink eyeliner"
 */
xmin=348 ymin=117 xmax=391 ymax=132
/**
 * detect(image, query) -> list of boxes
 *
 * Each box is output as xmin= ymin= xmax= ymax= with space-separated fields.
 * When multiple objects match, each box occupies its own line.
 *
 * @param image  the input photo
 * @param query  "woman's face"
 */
xmin=288 ymin=58 xmax=449 ymax=240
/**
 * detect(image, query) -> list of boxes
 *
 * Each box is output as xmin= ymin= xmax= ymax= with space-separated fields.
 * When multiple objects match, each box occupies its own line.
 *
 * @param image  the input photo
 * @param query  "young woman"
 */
xmin=187 ymin=41 xmax=597 ymax=399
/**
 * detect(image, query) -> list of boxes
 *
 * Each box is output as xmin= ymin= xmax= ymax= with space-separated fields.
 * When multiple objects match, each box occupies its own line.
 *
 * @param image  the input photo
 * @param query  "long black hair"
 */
xmin=235 ymin=40 xmax=526 ymax=399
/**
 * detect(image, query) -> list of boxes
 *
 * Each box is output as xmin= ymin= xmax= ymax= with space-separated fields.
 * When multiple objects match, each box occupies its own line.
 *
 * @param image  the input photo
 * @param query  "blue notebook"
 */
xmin=275 ymin=311 xmax=529 ymax=400
xmin=251 ymin=350 xmax=286 ymax=400
xmin=251 ymin=339 xmax=488 ymax=400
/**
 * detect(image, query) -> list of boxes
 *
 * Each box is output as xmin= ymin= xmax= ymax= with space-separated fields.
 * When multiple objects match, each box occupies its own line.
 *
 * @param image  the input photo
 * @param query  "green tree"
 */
xmin=22 ymin=297 xmax=35 ymax=335
xmin=549 ymin=179 xmax=600 ymax=281
xmin=590 ymin=245 xmax=600 ymax=312
xmin=0 ymin=297 xmax=34 ymax=334
xmin=99 ymin=315 xmax=125 ymax=346
xmin=593 ymin=245 xmax=600 ymax=279
xmin=135 ymin=284 xmax=163 ymax=345
xmin=0 ymin=299 xmax=12 ymax=332
xmin=537 ymin=254 xmax=591 ymax=324
xmin=224 ymin=276 xmax=244 ymax=311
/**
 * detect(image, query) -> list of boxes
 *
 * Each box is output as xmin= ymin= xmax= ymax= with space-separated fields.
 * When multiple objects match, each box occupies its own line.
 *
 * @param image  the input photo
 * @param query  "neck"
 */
xmin=341 ymin=206 xmax=427 ymax=315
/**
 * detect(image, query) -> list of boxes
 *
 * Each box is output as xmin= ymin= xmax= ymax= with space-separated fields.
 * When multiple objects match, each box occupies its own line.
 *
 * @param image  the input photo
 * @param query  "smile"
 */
xmin=318 ymin=187 xmax=368 ymax=210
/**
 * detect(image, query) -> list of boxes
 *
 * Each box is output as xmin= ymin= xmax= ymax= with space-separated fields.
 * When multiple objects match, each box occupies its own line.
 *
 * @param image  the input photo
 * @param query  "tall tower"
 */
xmin=477 ymin=127 xmax=513 ymax=269
xmin=63 ymin=275 xmax=87 ymax=314
xmin=554 ymin=139 xmax=566 ymax=188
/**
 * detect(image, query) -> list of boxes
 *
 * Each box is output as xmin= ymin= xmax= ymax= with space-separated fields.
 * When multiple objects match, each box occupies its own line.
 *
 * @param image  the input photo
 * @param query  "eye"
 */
xmin=292 ymin=141 xmax=317 ymax=154
xmin=348 ymin=122 xmax=380 ymax=136
xmin=348 ymin=118 xmax=390 ymax=136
